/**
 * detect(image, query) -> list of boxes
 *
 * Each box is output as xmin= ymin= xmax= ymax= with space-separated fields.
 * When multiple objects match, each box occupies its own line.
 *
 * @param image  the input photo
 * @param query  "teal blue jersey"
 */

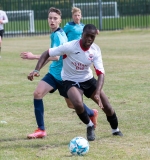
xmin=49 ymin=28 xmax=68 ymax=80
xmin=63 ymin=21 xmax=85 ymax=41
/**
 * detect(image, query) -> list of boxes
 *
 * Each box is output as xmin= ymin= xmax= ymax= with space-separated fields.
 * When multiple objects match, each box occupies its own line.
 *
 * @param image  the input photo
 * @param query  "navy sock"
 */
xmin=77 ymin=109 xmax=90 ymax=124
xmin=34 ymin=99 xmax=45 ymax=130
xmin=107 ymin=112 xmax=118 ymax=129
xmin=83 ymin=103 xmax=94 ymax=117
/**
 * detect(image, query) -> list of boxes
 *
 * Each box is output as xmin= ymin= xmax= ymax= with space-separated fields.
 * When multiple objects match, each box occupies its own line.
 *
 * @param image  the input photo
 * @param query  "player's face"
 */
xmin=48 ymin=12 xmax=61 ymax=32
xmin=72 ymin=11 xmax=82 ymax=24
xmin=81 ymin=29 xmax=97 ymax=49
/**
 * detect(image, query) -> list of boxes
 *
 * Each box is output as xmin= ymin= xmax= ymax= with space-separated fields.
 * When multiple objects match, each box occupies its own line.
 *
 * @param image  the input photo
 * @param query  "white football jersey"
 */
xmin=49 ymin=40 xmax=105 ymax=82
xmin=0 ymin=10 xmax=8 ymax=30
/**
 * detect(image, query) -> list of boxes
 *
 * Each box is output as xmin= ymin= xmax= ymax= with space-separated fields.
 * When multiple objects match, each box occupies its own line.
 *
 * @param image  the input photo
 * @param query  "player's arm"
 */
xmin=20 ymin=52 xmax=59 ymax=61
xmin=93 ymin=47 xmax=105 ymax=108
xmin=27 ymin=50 xmax=49 ymax=81
xmin=27 ymin=44 xmax=67 ymax=81
xmin=20 ymin=51 xmax=60 ymax=69
xmin=0 ymin=12 xmax=8 ymax=24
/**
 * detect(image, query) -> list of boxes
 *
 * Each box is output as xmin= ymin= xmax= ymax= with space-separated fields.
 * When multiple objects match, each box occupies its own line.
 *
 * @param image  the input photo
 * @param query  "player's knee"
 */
xmin=33 ymin=90 xmax=43 ymax=99
xmin=67 ymin=104 xmax=74 ymax=109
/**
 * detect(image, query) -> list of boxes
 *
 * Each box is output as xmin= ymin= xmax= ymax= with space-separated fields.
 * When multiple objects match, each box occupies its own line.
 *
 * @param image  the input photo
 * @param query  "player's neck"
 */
xmin=51 ymin=27 xmax=60 ymax=32
xmin=79 ymin=39 xmax=90 ymax=51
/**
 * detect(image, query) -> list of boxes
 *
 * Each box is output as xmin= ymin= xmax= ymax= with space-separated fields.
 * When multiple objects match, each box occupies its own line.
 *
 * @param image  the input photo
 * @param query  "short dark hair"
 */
xmin=48 ymin=7 xmax=62 ymax=16
xmin=83 ymin=24 xmax=97 ymax=32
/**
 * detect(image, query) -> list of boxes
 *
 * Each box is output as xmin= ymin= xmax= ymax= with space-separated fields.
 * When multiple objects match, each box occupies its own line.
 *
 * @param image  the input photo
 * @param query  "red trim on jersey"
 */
xmin=94 ymin=66 xmax=103 ymax=76
xmin=79 ymin=39 xmax=90 ymax=51
xmin=63 ymin=54 xmax=67 ymax=59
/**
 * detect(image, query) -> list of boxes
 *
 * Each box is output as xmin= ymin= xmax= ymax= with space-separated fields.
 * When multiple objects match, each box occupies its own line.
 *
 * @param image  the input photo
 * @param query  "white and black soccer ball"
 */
xmin=69 ymin=137 xmax=89 ymax=156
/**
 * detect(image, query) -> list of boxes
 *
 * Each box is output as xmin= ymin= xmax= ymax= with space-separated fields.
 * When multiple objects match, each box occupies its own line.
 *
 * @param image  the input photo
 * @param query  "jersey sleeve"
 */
xmin=48 ymin=42 xmax=70 ymax=57
xmin=93 ymin=46 xmax=105 ymax=75
xmin=2 ymin=12 xmax=8 ymax=24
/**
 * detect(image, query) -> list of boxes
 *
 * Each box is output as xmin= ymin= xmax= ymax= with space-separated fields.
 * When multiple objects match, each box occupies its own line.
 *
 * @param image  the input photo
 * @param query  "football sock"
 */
xmin=83 ymin=103 xmax=94 ymax=117
xmin=34 ymin=99 xmax=45 ymax=130
xmin=77 ymin=109 xmax=90 ymax=125
xmin=112 ymin=128 xmax=119 ymax=133
xmin=106 ymin=112 xmax=118 ymax=129
xmin=87 ymin=120 xmax=94 ymax=127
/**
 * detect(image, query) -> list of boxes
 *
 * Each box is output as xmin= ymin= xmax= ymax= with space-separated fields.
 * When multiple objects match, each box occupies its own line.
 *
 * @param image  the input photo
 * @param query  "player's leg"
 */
xmin=64 ymin=98 xmax=98 ymax=128
xmin=90 ymin=88 xmax=123 ymax=136
xmin=27 ymin=73 xmax=56 ymax=139
xmin=66 ymin=84 xmax=95 ymax=141
xmin=100 ymin=90 xmax=123 ymax=136
xmin=0 ymin=30 xmax=4 ymax=57
xmin=83 ymin=77 xmax=123 ymax=136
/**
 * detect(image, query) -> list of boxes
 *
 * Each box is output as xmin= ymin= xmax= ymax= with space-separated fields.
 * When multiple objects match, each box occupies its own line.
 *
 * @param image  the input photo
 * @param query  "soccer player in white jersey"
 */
xmin=28 ymin=24 xmax=123 ymax=141
xmin=21 ymin=8 xmax=98 ymax=140
xmin=0 ymin=7 xmax=8 ymax=57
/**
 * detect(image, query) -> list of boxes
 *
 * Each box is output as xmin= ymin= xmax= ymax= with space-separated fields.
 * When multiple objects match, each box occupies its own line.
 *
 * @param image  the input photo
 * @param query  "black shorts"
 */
xmin=42 ymin=73 xmax=68 ymax=98
xmin=0 ymin=30 xmax=4 ymax=38
xmin=63 ymin=77 xmax=97 ymax=98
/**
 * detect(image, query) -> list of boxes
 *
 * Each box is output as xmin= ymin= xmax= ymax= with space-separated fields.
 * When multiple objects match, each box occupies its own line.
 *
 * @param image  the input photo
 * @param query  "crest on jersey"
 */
xmin=88 ymin=54 xmax=94 ymax=61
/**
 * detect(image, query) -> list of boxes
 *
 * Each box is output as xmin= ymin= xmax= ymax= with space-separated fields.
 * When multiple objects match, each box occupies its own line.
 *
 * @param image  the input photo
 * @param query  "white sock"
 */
xmin=112 ymin=128 xmax=119 ymax=133
xmin=87 ymin=120 xmax=94 ymax=127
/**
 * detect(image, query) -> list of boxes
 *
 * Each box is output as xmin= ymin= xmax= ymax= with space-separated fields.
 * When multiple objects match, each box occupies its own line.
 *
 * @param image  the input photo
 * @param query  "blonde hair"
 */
xmin=71 ymin=7 xmax=81 ymax=15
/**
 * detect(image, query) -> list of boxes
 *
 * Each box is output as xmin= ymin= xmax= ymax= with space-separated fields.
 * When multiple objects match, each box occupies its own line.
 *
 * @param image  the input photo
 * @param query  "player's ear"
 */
xmin=59 ymin=18 xmax=62 ymax=24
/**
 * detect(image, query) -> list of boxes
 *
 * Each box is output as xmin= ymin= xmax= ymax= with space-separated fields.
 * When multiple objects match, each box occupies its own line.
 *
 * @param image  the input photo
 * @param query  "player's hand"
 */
xmin=0 ymin=20 xmax=3 ymax=24
xmin=20 ymin=52 xmax=35 ymax=60
xmin=27 ymin=70 xmax=40 ymax=81
xmin=94 ymin=94 xmax=104 ymax=109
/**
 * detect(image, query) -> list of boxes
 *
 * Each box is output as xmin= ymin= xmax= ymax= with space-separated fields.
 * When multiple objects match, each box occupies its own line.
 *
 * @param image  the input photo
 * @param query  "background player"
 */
xmin=0 ymin=6 xmax=8 ymax=58
xmin=63 ymin=7 xmax=99 ymax=42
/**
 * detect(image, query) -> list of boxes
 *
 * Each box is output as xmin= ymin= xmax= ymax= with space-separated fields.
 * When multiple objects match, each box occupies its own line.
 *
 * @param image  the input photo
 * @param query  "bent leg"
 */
xmin=64 ymin=97 xmax=94 ymax=116
xmin=67 ymin=86 xmax=96 ymax=140
xmin=91 ymin=90 xmax=123 ymax=136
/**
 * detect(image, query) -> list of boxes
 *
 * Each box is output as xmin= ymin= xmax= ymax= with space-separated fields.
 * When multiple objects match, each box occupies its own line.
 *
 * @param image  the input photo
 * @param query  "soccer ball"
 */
xmin=69 ymin=137 xmax=89 ymax=156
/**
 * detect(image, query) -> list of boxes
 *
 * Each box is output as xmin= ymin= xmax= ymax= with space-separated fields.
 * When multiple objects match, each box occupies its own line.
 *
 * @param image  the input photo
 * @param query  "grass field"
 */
xmin=0 ymin=29 xmax=150 ymax=160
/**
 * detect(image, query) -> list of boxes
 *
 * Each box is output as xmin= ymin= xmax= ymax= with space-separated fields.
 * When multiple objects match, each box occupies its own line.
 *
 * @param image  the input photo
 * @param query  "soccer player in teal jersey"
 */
xmin=21 ymin=7 xmax=98 ymax=139
xmin=63 ymin=7 xmax=99 ymax=42
xmin=63 ymin=7 xmax=84 ymax=42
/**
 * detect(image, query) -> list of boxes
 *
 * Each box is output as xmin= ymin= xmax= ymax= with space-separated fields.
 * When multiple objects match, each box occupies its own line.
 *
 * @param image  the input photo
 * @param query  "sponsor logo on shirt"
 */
xmin=71 ymin=62 xmax=88 ymax=70
xmin=88 ymin=54 xmax=94 ymax=61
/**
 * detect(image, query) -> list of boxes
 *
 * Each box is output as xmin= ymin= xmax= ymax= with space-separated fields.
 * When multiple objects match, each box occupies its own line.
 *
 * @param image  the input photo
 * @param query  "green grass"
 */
xmin=0 ymin=29 xmax=150 ymax=160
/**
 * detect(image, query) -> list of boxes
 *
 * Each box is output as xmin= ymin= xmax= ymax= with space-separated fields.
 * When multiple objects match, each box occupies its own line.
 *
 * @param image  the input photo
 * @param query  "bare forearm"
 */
xmin=35 ymin=50 xmax=49 ymax=71
xmin=35 ymin=55 xmax=59 ymax=61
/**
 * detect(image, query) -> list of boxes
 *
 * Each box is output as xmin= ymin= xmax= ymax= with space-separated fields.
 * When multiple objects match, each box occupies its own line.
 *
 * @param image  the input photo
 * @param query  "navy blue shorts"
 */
xmin=42 ymin=73 xmax=68 ymax=98
xmin=63 ymin=77 xmax=97 ymax=98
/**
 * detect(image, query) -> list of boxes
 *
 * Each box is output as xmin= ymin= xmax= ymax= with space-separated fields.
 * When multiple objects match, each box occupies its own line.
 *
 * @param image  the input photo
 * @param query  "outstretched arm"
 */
xmin=20 ymin=51 xmax=60 ymax=68
xmin=20 ymin=52 xmax=59 ymax=61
